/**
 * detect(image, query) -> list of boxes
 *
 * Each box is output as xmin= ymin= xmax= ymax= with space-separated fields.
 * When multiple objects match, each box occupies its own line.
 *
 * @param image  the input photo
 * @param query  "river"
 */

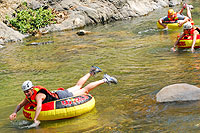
xmin=1 ymin=1 xmax=200 ymax=132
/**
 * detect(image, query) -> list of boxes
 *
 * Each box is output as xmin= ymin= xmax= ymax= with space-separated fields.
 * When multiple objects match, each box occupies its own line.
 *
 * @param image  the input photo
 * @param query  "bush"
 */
xmin=6 ymin=4 xmax=56 ymax=35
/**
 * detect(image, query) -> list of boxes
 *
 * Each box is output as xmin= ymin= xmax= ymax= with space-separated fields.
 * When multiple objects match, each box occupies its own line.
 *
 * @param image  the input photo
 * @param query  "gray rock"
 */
xmin=51 ymin=3 xmax=65 ymax=11
xmin=76 ymin=30 xmax=91 ymax=36
xmin=60 ymin=0 xmax=80 ymax=10
xmin=0 ymin=0 xmax=183 ymax=42
xmin=76 ymin=6 xmax=99 ymax=24
xmin=156 ymin=83 xmax=200 ymax=102
xmin=0 ymin=44 xmax=5 ymax=49
xmin=0 ymin=39 xmax=4 ymax=44
xmin=26 ymin=41 xmax=54 ymax=46
xmin=0 ymin=22 xmax=25 ymax=43
xmin=27 ymin=0 xmax=44 ymax=9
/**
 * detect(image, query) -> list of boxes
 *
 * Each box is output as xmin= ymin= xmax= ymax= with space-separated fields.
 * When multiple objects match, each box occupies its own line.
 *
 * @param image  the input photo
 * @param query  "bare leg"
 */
xmin=67 ymin=73 xmax=92 ymax=92
xmin=71 ymin=80 xmax=105 ymax=96
xmin=191 ymin=31 xmax=199 ymax=52
xmin=186 ymin=6 xmax=192 ymax=19
xmin=76 ymin=73 xmax=91 ymax=87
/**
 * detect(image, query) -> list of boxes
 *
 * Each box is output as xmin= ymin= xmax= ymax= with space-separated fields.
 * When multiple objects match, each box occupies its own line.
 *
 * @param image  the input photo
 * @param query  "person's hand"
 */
xmin=178 ymin=21 xmax=184 ymax=27
xmin=34 ymin=119 xmax=40 ymax=127
xmin=9 ymin=113 xmax=17 ymax=120
xmin=191 ymin=48 xmax=195 ymax=53
xmin=171 ymin=47 xmax=176 ymax=52
xmin=163 ymin=27 xmax=168 ymax=31
xmin=163 ymin=25 xmax=168 ymax=30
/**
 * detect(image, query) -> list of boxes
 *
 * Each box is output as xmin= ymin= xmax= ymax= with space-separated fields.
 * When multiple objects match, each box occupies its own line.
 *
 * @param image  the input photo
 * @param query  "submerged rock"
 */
xmin=76 ymin=30 xmax=91 ymax=36
xmin=156 ymin=83 xmax=200 ymax=102
xmin=26 ymin=41 xmax=54 ymax=46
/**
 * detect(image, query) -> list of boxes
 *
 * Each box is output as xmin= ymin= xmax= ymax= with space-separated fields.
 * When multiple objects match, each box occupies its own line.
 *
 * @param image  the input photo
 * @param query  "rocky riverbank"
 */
xmin=0 ymin=0 xmax=183 ymax=45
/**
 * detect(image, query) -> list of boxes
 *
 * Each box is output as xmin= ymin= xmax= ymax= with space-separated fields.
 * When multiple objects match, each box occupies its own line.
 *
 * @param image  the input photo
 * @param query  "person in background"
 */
xmin=171 ymin=22 xmax=200 ymax=53
xmin=158 ymin=3 xmax=193 ymax=30
xmin=9 ymin=66 xmax=117 ymax=126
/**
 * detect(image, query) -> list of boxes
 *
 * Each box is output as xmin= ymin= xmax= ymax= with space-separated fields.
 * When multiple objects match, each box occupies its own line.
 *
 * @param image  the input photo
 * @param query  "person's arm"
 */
xmin=9 ymin=98 xmax=29 ymax=120
xmin=33 ymin=93 xmax=46 ymax=125
xmin=171 ymin=33 xmax=185 ymax=51
xmin=191 ymin=30 xmax=199 ymax=53
xmin=178 ymin=16 xmax=189 ymax=27
xmin=158 ymin=18 xmax=167 ymax=29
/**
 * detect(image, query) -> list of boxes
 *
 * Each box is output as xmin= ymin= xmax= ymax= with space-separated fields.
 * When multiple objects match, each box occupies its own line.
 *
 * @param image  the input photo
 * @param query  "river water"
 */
xmin=1 ymin=1 xmax=200 ymax=132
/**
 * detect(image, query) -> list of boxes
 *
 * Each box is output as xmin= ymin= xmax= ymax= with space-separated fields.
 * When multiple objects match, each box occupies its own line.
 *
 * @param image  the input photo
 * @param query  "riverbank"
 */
xmin=0 ymin=0 xmax=183 ymax=45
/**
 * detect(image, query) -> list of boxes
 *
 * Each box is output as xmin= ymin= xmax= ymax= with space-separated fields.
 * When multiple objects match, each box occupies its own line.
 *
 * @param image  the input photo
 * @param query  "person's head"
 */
xmin=183 ymin=22 xmax=193 ymax=34
xmin=168 ymin=9 xmax=175 ymax=18
xmin=22 ymin=80 xmax=34 ymax=98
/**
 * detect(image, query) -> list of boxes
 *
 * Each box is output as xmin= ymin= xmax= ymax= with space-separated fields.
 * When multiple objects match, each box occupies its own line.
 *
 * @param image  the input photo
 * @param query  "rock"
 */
xmin=0 ymin=44 xmax=5 ymax=49
xmin=26 ymin=41 xmax=54 ymax=46
xmin=156 ymin=83 xmax=200 ymax=102
xmin=0 ymin=39 xmax=4 ymax=44
xmin=27 ymin=0 xmax=44 ymax=9
xmin=0 ymin=0 xmax=183 ymax=42
xmin=76 ymin=30 xmax=91 ymax=36
xmin=0 ymin=22 xmax=25 ymax=43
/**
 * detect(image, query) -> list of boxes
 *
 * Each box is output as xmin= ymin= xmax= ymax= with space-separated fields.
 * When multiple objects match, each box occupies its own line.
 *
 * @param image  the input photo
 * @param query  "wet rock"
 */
xmin=0 ymin=44 xmax=5 ymax=49
xmin=156 ymin=83 xmax=200 ymax=102
xmin=76 ymin=30 xmax=91 ymax=36
xmin=37 ymin=0 xmax=172 ymax=32
xmin=0 ymin=39 xmax=4 ymax=44
xmin=26 ymin=41 xmax=54 ymax=46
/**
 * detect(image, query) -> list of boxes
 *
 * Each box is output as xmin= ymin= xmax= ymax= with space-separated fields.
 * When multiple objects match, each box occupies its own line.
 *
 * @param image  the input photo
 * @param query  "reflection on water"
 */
xmin=1 ymin=0 xmax=200 ymax=132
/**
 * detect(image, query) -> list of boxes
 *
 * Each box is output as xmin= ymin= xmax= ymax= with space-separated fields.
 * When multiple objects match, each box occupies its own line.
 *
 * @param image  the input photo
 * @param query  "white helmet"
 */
xmin=22 ymin=80 xmax=34 ymax=91
xmin=183 ymin=22 xmax=192 ymax=30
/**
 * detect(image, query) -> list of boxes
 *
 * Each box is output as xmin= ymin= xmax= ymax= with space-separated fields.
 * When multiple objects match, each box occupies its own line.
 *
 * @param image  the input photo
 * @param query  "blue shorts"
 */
xmin=55 ymin=90 xmax=73 ymax=99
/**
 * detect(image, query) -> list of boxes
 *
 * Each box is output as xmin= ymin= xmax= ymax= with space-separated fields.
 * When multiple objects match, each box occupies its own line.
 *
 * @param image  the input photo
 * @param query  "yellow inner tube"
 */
xmin=23 ymin=94 xmax=95 ymax=120
xmin=157 ymin=22 xmax=182 ymax=29
xmin=177 ymin=35 xmax=200 ymax=48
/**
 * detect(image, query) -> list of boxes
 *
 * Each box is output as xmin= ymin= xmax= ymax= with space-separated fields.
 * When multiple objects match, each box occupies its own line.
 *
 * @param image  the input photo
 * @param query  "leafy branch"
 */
xmin=6 ymin=4 xmax=56 ymax=35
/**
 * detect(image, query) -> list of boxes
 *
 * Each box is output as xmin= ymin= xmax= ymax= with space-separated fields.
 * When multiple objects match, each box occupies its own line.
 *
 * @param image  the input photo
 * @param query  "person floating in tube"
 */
xmin=9 ymin=66 xmax=117 ymax=126
xmin=171 ymin=22 xmax=200 ymax=53
xmin=158 ymin=3 xmax=193 ymax=30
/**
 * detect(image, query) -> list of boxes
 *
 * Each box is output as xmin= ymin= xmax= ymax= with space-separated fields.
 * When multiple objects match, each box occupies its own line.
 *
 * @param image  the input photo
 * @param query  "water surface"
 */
xmin=1 ymin=1 xmax=200 ymax=132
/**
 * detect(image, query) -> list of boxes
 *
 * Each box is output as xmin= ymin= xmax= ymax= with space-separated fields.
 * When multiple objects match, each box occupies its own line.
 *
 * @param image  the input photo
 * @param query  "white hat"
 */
xmin=22 ymin=80 xmax=33 ymax=91
xmin=183 ymin=22 xmax=192 ymax=30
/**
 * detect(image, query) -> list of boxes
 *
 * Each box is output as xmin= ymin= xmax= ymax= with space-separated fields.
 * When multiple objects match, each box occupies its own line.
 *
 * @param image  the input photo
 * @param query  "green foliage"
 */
xmin=6 ymin=6 xmax=56 ymax=35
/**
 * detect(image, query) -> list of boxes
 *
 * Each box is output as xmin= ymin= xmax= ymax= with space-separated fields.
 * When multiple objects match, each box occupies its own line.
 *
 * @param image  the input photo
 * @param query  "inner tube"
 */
xmin=177 ymin=34 xmax=200 ymax=48
xmin=157 ymin=21 xmax=194 ymax=29
xmin=23 ymin=94 xmax=95 ymax=120
xmin=157 ymin=21 xmax=182 ymax=29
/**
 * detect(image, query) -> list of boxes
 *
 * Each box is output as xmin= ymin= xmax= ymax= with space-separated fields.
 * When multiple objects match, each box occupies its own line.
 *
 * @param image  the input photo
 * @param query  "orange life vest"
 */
xmin=184 ymin=27 xmax=200 ymax=36
xmin=26 ymin=85 xmax=58 ymax=106
xmin=168 ymin=13 xmax=178 ymax=21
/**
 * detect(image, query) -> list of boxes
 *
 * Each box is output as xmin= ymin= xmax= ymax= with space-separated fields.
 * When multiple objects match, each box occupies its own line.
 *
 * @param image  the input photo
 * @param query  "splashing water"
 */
xmin=11 ymin=120 xmax=39 ymax=129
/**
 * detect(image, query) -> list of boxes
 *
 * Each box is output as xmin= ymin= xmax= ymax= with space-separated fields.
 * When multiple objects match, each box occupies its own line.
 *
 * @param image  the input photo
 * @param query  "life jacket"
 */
xmin=184 ymin=27 xmax=200 ymax=36
xmin=26 ymin=85 xmax=59 ymax=106
xmin=168 ymin=12 xmax=178 ymax=21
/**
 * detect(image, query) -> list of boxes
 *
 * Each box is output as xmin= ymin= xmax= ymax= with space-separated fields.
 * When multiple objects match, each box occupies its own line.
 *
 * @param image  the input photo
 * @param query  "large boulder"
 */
xmin=0 ymin=22 xmax=25 ymax=43
xmin=156 ymin=83 xmax=200 ymax=102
